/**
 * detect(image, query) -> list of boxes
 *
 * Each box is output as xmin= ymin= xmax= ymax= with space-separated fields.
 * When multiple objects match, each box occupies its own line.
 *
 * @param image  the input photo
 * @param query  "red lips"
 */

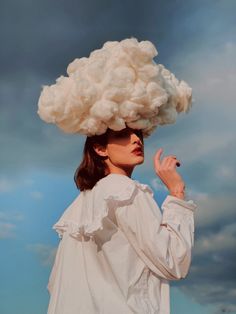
xmin=131 ymin=146 xmax=143 ymax=154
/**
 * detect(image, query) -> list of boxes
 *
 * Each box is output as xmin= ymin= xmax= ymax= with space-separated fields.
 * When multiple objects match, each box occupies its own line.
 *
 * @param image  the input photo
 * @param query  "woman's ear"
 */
xmin=93 ymin=143 xmax=108 ymax=157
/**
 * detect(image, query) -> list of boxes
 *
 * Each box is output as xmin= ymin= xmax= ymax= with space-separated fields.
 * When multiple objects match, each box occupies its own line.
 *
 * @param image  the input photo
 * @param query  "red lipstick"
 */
xmin=131 ymin=146 xmax=143 ymax=155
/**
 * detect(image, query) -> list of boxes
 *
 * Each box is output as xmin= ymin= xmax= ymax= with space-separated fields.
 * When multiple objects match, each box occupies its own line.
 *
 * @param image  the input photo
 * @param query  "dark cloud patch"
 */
xmin=173 ymin=216 xmax=236 ymax=312
xmin=0 ymin=0 xmax=161 ymax=78
xmin=0 ymin=75 xmax=85 ymax=176
xmin=1 ymin=0 xmax=214 ymax=78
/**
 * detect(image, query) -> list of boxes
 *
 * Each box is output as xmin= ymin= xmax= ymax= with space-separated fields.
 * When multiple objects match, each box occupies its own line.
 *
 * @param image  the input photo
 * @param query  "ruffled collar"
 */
xmin=98 ymin=173 xmax=154 ymax=197
xmin=52 ymin=175 xmax=154 ymax=239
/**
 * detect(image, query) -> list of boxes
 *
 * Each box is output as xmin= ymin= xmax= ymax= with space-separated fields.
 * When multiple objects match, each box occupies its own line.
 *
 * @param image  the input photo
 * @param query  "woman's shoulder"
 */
xmin=52 ymin=174 xmax=154 ymax=239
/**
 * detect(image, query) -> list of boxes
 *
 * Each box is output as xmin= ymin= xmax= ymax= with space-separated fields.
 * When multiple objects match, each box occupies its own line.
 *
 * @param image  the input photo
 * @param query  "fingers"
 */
xmin=154 ymin=148 xmax=181 ymax=172
xmin=153 ymin=148 xmax=163 ymax=169
xmin=162 ymin=156 xmax=177 ymax=166
xmin=164 ymin=157 xmax=181 ymax=167
xmin=162 ymin=158 xmax=181 ymax=170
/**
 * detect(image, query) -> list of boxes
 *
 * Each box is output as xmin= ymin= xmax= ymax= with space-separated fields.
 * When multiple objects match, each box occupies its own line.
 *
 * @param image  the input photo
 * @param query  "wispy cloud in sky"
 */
xmin=26 ymin=243 xmax=57 ymax=267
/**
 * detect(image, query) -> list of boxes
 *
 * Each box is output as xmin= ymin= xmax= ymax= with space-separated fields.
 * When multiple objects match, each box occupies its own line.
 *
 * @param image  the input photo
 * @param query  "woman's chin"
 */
xmin=134 ymin=155 xmax=144 ymax=164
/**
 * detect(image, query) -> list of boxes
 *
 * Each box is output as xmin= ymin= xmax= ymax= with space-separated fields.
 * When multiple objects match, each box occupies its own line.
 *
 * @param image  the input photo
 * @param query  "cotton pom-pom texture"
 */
xmin=37 ymin=37 xmax=193 ymax=137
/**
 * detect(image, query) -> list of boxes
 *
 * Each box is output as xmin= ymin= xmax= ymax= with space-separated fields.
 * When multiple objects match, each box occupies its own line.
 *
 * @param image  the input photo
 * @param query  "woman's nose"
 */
xmin=131 ymin=132 xmax=142 ymax=145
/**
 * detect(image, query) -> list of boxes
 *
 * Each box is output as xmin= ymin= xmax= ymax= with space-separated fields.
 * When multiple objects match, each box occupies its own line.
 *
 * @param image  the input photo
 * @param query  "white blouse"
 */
xmin=47 ymin=173 xmax=197 ymax=314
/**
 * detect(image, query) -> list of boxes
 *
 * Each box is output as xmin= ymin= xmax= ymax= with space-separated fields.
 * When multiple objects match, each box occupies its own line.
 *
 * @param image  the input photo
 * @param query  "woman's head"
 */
xmin=74 ymin=127 xmax=144 ymax=191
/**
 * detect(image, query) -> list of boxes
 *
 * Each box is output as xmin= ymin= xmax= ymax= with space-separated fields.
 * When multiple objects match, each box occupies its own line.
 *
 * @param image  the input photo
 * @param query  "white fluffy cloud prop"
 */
xmin=37 ymin=37 xmax=193 ymax=137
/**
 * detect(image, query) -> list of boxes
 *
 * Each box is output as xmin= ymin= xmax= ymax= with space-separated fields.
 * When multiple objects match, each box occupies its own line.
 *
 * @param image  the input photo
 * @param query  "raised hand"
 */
xmin=153 ymin=148 xmax=185 ymax=199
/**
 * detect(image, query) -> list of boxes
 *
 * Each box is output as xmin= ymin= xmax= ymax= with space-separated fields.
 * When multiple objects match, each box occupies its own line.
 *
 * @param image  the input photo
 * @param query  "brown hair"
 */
xmin=74 ymin=130 xmax=109 ymax=191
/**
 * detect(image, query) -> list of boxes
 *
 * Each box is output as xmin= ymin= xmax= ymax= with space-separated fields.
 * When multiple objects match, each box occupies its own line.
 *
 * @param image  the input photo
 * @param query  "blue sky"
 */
xmin=1 ymin=0 xmax=236 ymax=313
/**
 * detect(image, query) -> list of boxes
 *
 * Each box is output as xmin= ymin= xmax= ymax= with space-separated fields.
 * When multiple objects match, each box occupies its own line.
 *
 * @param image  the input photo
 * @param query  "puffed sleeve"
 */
xmin=115 ymin=190 xmax=197 ymax=281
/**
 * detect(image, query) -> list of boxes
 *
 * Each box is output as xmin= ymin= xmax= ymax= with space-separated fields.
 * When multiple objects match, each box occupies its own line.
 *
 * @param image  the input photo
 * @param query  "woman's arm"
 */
xmin=115 ymin=191 xmax=197 ymax=281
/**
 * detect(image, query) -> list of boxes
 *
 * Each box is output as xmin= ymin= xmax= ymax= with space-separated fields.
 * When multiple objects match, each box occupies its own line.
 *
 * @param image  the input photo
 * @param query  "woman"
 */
xmin=46 ymin=126 xmax=197 ymax=314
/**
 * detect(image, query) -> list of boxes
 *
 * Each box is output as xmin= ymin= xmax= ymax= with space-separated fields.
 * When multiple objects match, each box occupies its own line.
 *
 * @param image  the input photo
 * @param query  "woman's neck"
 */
xmin=105 ymin=164 xmax=133 ymax=178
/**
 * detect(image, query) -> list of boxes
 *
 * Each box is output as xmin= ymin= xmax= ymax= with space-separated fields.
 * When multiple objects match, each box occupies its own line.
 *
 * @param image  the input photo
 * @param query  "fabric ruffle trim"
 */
xmin=52 ymin=180 xmax=154 ymax=239
xmin=52 ymin=219 xmax=104 ymax=240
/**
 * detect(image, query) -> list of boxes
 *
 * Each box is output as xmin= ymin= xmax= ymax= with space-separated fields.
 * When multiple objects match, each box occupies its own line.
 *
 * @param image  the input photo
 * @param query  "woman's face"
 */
xmin=98 ymin=127 xmax=144 ymax=176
